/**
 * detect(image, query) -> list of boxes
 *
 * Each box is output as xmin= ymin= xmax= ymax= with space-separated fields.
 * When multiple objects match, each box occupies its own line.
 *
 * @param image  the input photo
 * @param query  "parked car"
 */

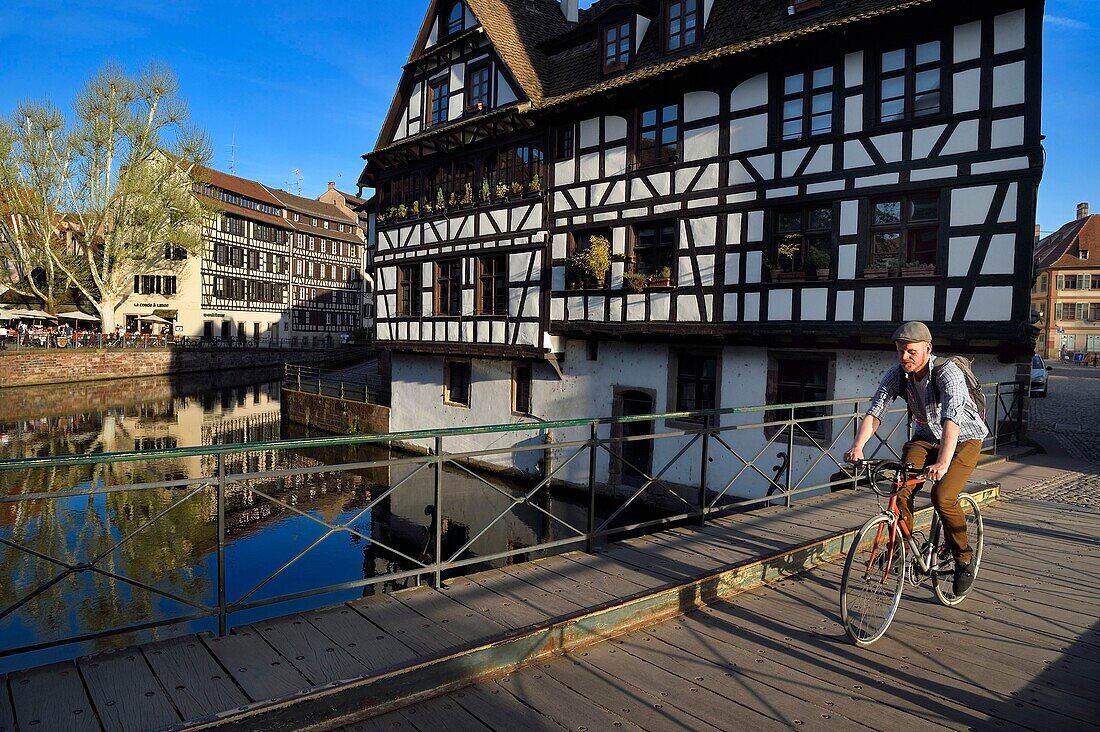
xmin=1030 ymin=354 xmax=1051 ymax=397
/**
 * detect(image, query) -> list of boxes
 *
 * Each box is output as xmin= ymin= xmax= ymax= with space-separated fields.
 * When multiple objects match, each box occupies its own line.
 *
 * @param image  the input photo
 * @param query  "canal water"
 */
xmin=0 ymin=369 xmax=660 ymax=672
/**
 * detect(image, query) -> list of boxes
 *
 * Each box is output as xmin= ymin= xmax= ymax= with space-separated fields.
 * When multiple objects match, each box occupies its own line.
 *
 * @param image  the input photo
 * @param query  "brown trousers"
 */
xmin=898 ymin=439 xmax=982 ymax=564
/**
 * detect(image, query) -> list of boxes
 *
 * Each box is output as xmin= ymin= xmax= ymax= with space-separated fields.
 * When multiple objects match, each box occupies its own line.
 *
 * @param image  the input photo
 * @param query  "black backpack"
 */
xmin=898 ymin=355 xmax=987 ymax=421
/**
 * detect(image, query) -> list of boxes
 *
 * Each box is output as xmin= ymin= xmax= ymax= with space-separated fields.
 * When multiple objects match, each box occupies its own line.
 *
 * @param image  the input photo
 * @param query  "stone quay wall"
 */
xmin=0 ymin=348 xmax=328 ymax=388
xmin=280 ymin=388 xmax=391 ymax=435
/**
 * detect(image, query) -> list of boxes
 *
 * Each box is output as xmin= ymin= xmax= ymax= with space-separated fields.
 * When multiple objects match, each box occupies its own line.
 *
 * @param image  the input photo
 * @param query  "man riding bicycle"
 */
xmin=844 ymin=321 xmax=988 ymax=596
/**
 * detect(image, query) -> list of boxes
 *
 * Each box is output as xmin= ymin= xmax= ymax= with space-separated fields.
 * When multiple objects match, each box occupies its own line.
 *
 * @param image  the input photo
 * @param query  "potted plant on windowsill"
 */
xmin=863 ymin=257 xmax=897 ymax=279
xmin=529 ymin=173 xmax=541 ymax=196
xmin=808 ymin=245 xmax=831 ymax=280
xmin=624 ymin=272 xmax=646 ymax=293
xmin=568 ymin=235 xmax=611 ymax=289
xmin=462 ymin=183 xmax=475 ymax=208
xmin=774 ymin=236 xmax=805 ymax=281
xmin=647 ymin=266 xmax=673 ymax=288
xmin=901 ymin=260 xmax=936 ymax=277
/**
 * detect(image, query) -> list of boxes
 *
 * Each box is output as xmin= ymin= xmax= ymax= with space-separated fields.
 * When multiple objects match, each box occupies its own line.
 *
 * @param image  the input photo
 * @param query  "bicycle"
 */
xmin=839 ymin=459 xmax=984 ymax=646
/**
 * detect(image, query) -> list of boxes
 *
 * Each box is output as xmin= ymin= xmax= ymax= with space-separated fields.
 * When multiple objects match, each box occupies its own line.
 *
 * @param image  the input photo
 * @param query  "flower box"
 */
xmin=775 ymin=271 xmax=807 ymax=282
xmin=901 ymin=265 xmax=936 ymax=278
xmin=862 ymin=267 xmax=891 ymax=279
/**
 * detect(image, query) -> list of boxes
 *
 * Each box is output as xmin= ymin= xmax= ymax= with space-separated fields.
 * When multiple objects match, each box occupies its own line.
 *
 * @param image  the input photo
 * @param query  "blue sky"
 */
xmin=0 ymin=0 xmax=1095 ymax=234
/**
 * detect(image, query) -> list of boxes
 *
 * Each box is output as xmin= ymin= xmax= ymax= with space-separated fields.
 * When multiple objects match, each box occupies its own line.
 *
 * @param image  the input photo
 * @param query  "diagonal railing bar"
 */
xmin=81 ymin=566 xmax=214 ymax=613
xmin=595 ymin=433 xmax=701 ymax=534
xmin=597 ymin=441 xmax=697 ymax=512
xmin=0 ymin=569 xmax=72 ymax=624
xmin=311 ymin=459 xmax=434 ymax=536
xmin=232 ymin=529 xmax=338 ymax=607
xmin=444 ymin=448 xmax=590 ymax=563
xmin=706 ymin=428 xmax=787 ymax=508
xmin=0 ymin=535 xmax=81 ymax=574
xmin=86 ymin=486 xmax=206 ymax=568
xmin=788 ymin=416 xmax=859 ymax=491
xmin=871 ymin=410 xmax=908 ymax=458
xmin=242 ymin=484 xmax=427 ymax=570
xmin=0 ymin=609 xmax=217 ymax=660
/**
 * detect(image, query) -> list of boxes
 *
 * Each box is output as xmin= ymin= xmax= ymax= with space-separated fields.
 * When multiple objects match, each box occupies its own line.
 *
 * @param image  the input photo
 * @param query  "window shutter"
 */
xmin=1082 ymin=274 xmax=1092 ymax=289
xmin=1078 ymin=303 xmax=1088 ymax=320
xmin=1057 ymin=274 xmax=1064 ymax=290
xmin=1055 ymin=302 xmax=1063 ymax=320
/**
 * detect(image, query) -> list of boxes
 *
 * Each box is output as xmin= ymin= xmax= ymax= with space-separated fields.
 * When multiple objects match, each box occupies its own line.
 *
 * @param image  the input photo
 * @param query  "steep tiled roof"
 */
xmin=265 ymin=188 xmax=356 ymax=225
xmin=193 ymin=164 xmax=284 ymax=208
xmin=466 ymin=0 xmax=574 ymax=103
xmin=1035 ymin=215 xmax=1098 ymax=269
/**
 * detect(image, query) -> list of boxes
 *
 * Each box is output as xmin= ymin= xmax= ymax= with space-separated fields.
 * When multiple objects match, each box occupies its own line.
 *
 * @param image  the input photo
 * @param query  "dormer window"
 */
xmin=665 ymin=0 xmax=700 ymax=52
xmin=442 ymin=1 xmax=466 ymax=37
xmin=602 ymin=20 xmax=632 ymax=74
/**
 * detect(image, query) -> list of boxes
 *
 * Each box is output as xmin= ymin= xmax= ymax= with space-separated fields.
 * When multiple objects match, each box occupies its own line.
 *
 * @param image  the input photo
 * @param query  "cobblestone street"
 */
xmin=1025 ymin=366 xmax=1100 ymax=507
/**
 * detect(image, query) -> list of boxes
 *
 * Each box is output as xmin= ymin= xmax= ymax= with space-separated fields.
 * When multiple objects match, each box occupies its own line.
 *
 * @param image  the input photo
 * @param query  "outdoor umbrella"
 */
xmin=57 ymin=311 xmax=101 ymax=322
xmin=9 ymin=309 xmax=57 ymax=321
xmin=138 ymin=314 xmax=172 ymax=324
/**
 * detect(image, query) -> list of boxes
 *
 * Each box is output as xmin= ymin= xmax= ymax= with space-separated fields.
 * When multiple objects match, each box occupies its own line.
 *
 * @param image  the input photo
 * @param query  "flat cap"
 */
xmin=893 ymin=321 xmax=933 ymax=343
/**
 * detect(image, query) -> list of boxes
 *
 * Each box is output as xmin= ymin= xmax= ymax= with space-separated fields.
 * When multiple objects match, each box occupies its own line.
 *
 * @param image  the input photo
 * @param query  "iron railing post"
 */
xmin=786 ymin=407 xmax=795 ymax=508
xmin=433 ymin=436 xmax=443 ymax=588
xmin=586 ymin=422 xmax=598 ymax=554
xmin=851 ymin=403 xmax=860 ymax=491
xmin=991 ymin=385 xmax=1001 ymax=455
xmin=216 ymin=453 xmax=227 ymax=636
xmin=1015 ymin=380 xmax=1026 ymax=446
xmin=697 ymin=418 xmax=711 ymax=526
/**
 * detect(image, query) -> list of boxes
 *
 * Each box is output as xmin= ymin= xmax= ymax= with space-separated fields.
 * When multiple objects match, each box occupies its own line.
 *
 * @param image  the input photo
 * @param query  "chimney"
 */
xmin=1078 ymin=202 xmax=1090 ymax=219
xmin=328 ymin=181 xmax=336 ymax=191
xmin=1034 ymin=224 xmax=1041 ymax=244
xmin=560 ymin=0 xmax=578 ymax=22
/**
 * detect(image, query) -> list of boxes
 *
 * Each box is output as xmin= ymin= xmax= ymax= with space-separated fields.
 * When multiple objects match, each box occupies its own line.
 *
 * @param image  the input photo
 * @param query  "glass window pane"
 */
xmin=915 ymin=69 xmax=940 ymax=93
xmin=784 ymin=74 xmax=804 ymax=96
xmin=778 ymin=212 xmax=802 ymax=233
xmin=808 ymin=207 xmax=832 ymax=230
xmin=810 ymin=112 xmax=832 ymax=135
xmin=811 ymin=92 xmax=831 ymax=114
xmin=661 ymin=126 xmax=677 ymax=145
xmin=913 ymin=91 xmax=940 ymax=116
xmin=642 ymin=109 xmax=657 ymax=127
xmin=910 ymin=196 xmax=938 ymax=221
xmin=874 ymin=201 xmax=902 ymax=225
xmin=873 ymin=233 xmax=902 ymax=263
xmin=880 ymin=99 xmax=905 ymax=122
xmin=881 ymin=76 xmax=905 ymax=100
xmin=881 ymin=49 xmax=905 ymax=73
xmin=662 ymin=104 xmax=679 ymax=122
xmin=915 ymin=40 xmax=940 ymax=65
xmin=812 ymin=67 xmax=833 ymax=89
xmin=782 ymin=120 xmax=802 ymax=140
xmin=783 ymin=98 xmax=803 ymax=121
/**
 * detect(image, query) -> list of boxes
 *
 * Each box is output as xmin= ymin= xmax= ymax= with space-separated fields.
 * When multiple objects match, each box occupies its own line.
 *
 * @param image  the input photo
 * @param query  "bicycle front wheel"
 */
xmin=931 ymin=493 xmax=984 ymax=606
xmin=841 ymin=515 xmax=906 ymax=645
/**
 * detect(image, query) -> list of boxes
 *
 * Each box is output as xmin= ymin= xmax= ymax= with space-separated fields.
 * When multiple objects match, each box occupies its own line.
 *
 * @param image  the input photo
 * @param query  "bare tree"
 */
xmin=0 ymin=62 xmax=211 ymax=330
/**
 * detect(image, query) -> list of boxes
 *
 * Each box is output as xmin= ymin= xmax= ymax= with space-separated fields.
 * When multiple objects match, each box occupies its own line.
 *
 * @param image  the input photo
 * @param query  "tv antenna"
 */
xmin=228 ymin=131 xmax=238 ymax=174
xmin=292 ymin=169 xmax=303 ymax=195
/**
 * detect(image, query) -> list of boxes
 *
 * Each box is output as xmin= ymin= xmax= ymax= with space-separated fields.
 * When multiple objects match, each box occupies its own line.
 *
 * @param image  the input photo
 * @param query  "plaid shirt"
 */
xmin=865 ymin=355 xmax=989 ymax=444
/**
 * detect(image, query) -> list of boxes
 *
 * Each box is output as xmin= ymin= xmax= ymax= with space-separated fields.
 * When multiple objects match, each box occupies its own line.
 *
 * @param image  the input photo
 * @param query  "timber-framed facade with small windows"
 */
xmin=360 ymin=0 xmax=1042 ymax=483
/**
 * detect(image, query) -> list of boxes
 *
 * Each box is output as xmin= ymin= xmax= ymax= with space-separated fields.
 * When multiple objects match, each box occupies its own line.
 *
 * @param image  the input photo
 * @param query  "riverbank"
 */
xmin=0 ymin=347 xmax=329 ymax=388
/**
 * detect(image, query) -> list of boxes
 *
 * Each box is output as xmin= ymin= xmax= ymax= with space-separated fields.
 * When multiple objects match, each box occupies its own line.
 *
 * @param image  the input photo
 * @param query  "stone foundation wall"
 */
xmin=0 ymin=348 xmax=328 ymax=388
xmin=280 ymin=388 xmax=390 ymax=435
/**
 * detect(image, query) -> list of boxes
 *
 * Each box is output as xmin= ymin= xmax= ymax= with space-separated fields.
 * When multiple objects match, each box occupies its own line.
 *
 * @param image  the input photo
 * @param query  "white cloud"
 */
xmin=1045 ymin=14 xmax=1090 ymax=30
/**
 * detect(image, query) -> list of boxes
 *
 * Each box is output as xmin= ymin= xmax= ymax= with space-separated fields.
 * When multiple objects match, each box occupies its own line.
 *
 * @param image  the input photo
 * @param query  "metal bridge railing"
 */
xmin=284 ymin=362 xmax=391 ymax=406
xmin=0 ymin=379 xmax=1025 ymax=663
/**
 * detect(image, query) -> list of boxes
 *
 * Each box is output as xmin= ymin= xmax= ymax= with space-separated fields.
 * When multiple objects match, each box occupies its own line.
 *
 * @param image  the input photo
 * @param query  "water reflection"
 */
xmin=0 ymin=370 xmax=660 ymax=671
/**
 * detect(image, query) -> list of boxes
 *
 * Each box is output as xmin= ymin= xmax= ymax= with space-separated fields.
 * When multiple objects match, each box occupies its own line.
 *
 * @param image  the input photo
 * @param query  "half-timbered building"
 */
xmin=360 ymin=0 xmax=1043 ymax=492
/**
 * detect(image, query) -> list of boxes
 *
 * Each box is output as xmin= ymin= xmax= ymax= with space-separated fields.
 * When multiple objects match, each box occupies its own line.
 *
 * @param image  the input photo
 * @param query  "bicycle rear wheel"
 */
xmin=931 ymin=493 xmax=984 ymax=606
xmin=841 ymin=515 xmax=906 ymax=645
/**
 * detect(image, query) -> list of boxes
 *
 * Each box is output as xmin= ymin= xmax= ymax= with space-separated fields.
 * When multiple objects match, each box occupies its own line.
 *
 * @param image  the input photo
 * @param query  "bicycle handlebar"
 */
xmin=847 ymin=459 xmax=929 ymax=497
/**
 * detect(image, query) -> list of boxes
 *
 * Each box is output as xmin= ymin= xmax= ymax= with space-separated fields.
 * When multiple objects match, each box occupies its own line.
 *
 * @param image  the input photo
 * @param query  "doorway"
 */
xmin=612 ymin=388 xmax=655 ymax=487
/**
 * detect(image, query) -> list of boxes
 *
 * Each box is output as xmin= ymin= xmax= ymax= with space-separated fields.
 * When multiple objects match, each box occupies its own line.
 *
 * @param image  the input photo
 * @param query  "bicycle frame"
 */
xmin=868 ymin=470 xmax=949 ymax=581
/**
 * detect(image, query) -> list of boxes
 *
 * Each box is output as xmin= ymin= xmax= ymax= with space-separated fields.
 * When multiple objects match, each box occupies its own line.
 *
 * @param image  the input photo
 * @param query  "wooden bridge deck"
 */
xmin=345 ymin=486 xmax=1100 ymax=732
xmin=0 ymin=455 xmax=1079 ymax=731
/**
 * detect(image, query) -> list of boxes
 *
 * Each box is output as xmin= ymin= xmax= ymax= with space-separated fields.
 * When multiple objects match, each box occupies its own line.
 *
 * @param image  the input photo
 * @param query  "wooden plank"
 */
xmin=626 ymin=534 xmax=730 ymax=571
xmin=391 ymin=586 xmax=507 ymax=644
xmin=556 ymin=550 xmax=668 ymax=591
xmin=251 ymin=615 xmax=371 ymax=686
xmin=538 ymin=655 xmax=725 ymax=732
xmin=469 ymin=565 xmax=582 ymax=619
xmin=349 ymin=590 xmax=466 ymax=658
xmin=452 ymin=683 xmax=566 ymax=731
xmin=8 ymin=661 xmax=101 ymax=732
xmin=141 ymin=634 xmax=249 ymax=722
xmin=398 ymin=693 xmax=492 ymax=731
xmin=202 ymin=627 xmax=311 ymax=702
xmin=576 ymin=632 xmax=792 ymax=732
xmin=535 ymin=553 xmax=653 ymax=599
xmin=594 ymin=543 xmax=701 ymax=582
xmin=616 ymin=631 xmax=876 ymax=731
xmin=492 ymin=666 xmax=646 ymax=731
xmin=305 ymin=605 xmax=420 ymax=673
xmin=440 ymin=575 xmax=548 ymax=630
xmin=78 ymin=648 xmax=182 ymax=732
xmin=0 ymin=675 xmax=16 ymax=732
xmin=500 ymin=561 xmax=619 ymax=609
xmin=340 ymin=709 xmax=415 ymax=731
